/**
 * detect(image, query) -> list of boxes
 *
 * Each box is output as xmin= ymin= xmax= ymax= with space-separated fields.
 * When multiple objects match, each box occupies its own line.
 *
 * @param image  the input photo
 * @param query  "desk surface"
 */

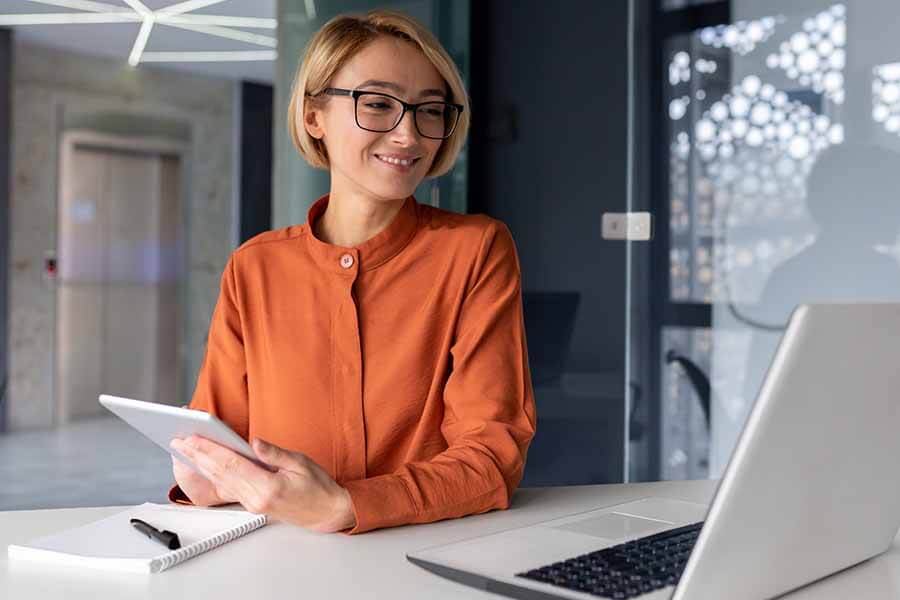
xmin=2 ymin=480 xmax=900 ymax=599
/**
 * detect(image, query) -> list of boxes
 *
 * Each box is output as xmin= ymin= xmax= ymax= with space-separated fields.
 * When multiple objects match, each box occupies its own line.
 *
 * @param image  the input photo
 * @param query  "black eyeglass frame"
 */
xmin=316 ymin=87 xmax=464 ymax=140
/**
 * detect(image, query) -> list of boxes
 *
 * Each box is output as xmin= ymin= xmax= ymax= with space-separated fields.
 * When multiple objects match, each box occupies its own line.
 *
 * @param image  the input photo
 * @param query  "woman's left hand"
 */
xmin=169 ymin=436 xmax=357 ymax=533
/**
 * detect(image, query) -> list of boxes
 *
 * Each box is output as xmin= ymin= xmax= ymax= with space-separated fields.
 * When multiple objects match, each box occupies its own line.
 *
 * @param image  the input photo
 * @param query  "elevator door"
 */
xmin=57 ymin=144 xmax=181 ymax=422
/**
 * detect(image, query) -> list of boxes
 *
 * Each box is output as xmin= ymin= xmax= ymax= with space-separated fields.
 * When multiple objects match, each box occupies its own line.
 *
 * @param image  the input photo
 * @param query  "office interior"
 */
xmin=0 ymin=0 xmax=898 ymax=511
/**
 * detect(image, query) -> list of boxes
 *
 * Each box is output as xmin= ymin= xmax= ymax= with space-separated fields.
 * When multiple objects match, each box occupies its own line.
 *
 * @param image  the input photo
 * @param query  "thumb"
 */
xmin=252 ymin=438 xmax=295 ymax=470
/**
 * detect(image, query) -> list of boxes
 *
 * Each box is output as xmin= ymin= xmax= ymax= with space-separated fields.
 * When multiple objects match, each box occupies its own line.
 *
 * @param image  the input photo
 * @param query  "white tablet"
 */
xmin=98 ymin=394 xmax=269 ymax=475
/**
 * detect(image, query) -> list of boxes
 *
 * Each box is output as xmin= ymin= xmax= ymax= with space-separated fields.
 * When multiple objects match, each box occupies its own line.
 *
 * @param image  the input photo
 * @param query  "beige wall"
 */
xmin=9 ymin=41 xmax=235 ymax=430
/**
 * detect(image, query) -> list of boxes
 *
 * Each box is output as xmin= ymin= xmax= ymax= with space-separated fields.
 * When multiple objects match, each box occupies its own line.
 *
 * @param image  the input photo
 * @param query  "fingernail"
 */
xmin=169 ymin=439 xmax=182 ymax=450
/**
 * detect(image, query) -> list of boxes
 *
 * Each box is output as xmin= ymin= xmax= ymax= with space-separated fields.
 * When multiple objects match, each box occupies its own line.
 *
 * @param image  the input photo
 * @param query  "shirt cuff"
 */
xmin=342 ymin=474 xmax=417 ymax=535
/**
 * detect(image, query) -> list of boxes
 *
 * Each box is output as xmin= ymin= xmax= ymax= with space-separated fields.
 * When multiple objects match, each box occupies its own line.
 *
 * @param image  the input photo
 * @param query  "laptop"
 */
xmin=407 ymin=304 xmax=900 ymax=599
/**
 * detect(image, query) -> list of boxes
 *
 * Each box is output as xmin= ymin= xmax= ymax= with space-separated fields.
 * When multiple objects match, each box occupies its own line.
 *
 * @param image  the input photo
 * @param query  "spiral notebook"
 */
xmin=7 ymin=502 xmax=267 ymax=574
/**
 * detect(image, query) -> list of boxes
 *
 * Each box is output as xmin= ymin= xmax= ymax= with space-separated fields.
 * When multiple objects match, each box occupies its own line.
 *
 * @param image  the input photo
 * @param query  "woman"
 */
xmin=168 ymin=10 xmax=536 ymax=535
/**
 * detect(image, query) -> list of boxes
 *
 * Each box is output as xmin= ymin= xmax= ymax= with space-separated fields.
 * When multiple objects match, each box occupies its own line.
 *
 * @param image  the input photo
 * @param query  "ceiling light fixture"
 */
xmin=161 ymin=21 xmax=276 ymax=47
xmin=8 ymin=0 xmax=278 ymax=65
xmin=0 ymin=13 xmax=139 ymax=25
xmin=140 ymin=50 xmax=277 ymax=62
xmin=304 ymin=0 xmax=317 ymax=21
xmin=156 ymin=0 xmax=230 ymax=18
xmin=128 ymin=15 xmax=155 ymax=66
xmin=122 ymin=0 xmax=152 ymax=18
xmin=159 ymin=14 xmax=276 ymax=29
xmin=26 ymin=0 xmax=131 ymax=12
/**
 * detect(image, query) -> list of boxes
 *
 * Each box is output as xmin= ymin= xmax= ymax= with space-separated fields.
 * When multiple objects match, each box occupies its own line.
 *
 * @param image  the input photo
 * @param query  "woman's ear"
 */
xmin=304 ymin=104 xmax=325 ymax=140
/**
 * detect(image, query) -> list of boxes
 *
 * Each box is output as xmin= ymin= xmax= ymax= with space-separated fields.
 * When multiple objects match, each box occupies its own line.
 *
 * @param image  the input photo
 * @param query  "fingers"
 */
xmin=171 ymin=436 xmax=277 ymax=513
xmin=172 ymin=436 xmax=355 ymax=528
xmin=171 ymin=454 xmax=206 ymax=483
xmin=170 ymin=453 xmax=224 ymax=506
xmin=252 ymin=438 xmax=311 ymax=473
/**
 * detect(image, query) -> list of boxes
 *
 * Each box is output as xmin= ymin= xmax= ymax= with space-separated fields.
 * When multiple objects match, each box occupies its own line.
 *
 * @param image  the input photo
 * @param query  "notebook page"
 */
xmin=9 ymin=503 xmax=262 ymax=562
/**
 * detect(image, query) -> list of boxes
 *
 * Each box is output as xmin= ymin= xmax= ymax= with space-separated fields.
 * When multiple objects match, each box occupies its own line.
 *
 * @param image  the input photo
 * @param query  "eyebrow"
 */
xmin=356 ymin=79 xmax=447 ymax=100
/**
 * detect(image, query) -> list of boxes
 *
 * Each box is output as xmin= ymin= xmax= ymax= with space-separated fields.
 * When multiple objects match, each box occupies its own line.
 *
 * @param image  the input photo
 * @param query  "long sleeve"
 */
xmin=168 ymin=254 xmax=249 ymax=503
xmin=185 ymin=254 xmax=249 ymax=431
xmin=342 ymin=221 xmax=537 ymax=534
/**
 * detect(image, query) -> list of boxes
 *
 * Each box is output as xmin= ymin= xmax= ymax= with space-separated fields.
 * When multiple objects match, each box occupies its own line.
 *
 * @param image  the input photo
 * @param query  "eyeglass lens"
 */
xmin=356 ymin=93 xmax=458 ymax=139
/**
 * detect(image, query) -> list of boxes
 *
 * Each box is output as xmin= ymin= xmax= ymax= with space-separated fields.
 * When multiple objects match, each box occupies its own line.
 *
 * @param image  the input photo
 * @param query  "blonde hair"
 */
xmin=287 ymin=10 xmax=469 ymax=178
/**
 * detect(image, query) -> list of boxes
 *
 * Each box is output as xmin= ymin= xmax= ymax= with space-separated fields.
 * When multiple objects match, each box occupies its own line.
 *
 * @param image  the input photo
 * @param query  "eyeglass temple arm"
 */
xmin=321 ymin=88 xmax=352 ymax=97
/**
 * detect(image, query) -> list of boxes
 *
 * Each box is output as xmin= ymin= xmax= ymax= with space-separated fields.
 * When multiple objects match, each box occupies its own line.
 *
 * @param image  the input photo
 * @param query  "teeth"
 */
xmin=377 ymin=155 xmax=415 ymax=166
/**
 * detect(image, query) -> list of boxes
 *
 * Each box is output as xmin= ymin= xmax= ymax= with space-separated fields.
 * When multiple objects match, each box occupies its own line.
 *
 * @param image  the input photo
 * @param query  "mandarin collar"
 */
xmin=305 ymin=194 xmax=420 ymax=274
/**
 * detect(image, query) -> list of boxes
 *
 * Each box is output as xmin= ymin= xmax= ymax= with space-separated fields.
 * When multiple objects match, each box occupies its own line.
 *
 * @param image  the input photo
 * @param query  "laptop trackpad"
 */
xmin=552 ymin=513 xmax=670 ymax=539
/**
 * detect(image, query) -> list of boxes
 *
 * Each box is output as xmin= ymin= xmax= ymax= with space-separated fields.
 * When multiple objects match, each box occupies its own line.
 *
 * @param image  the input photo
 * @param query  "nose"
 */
xmin=389 ymin=108 xmax=420 ymax=144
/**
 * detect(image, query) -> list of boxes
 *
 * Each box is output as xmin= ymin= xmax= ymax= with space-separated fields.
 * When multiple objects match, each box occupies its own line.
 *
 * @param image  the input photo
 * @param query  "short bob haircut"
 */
xmin=288 ymin=10 xmax=470 ymax=178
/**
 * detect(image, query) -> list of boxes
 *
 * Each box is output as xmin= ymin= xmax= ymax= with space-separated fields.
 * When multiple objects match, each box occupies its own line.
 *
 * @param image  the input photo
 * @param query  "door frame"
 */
xmin=0 ymin=29 xmax=10 ymax=434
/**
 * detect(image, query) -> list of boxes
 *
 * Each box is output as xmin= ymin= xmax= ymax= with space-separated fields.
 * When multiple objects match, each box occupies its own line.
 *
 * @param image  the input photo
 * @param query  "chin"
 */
xmin=363 ymin=161 xmax=429 ymax=200
xmin=368 ymin=183 xmax=420 ymax=202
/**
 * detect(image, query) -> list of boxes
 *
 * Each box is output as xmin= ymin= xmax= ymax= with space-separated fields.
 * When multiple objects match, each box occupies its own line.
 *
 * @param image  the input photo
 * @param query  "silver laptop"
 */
xmin=408 ymin=304 xmax=900 ymax=599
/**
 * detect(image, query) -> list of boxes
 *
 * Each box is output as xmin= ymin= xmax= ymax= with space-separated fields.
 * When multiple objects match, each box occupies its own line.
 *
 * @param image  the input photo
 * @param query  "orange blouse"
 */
xmin=168 ymin=195 xmax=536 ymax=534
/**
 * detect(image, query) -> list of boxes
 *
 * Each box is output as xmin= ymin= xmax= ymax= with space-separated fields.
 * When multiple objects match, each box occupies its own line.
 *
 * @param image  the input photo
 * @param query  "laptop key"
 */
xmin=515 ymin=521 xmax=704 ymax=598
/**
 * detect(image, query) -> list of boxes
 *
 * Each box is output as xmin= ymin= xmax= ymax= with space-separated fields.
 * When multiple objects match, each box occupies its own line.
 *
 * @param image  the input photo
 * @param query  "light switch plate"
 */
xmin=602 ymin=212 xmax=653 ymax=241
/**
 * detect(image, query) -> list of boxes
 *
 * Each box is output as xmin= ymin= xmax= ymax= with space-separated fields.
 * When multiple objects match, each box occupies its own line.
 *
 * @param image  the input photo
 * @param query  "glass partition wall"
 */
xmin=628 ymin=0 xmax=900 ymax=481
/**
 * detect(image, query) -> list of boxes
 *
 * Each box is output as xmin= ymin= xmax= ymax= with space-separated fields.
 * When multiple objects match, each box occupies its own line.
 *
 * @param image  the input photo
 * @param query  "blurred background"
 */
xmin=1 ymin=0 xmax=898 ymax=510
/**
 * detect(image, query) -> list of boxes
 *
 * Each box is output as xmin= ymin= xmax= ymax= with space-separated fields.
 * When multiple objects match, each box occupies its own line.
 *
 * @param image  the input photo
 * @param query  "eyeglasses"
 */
xmin=316 ymin=87 xmax=463 ymax=140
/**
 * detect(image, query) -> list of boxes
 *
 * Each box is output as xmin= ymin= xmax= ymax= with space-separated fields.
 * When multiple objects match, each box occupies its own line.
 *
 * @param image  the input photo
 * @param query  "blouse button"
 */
xmin=339 ymin=253 xmax=354 ymax=269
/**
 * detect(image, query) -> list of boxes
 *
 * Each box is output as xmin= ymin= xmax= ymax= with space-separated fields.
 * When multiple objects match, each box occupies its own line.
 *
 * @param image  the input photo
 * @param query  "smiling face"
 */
xmin=304 ymin=36 xmax=448 ymax=204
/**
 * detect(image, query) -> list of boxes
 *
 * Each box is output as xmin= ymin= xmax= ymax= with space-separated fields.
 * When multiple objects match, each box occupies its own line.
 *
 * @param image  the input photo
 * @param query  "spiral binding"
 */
xmin=149 ymin=514 xmax=268 ymax=573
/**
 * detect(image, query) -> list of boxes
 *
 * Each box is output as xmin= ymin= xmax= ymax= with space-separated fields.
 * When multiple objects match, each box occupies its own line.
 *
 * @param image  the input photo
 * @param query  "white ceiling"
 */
xmin=3 ymin=0 xmax=278 ymax=84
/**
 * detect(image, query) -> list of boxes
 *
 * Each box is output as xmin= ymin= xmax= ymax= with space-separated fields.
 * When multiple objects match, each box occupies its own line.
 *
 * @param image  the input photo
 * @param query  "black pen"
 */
xmin=130 ymin=518 xmax=181 ymax=550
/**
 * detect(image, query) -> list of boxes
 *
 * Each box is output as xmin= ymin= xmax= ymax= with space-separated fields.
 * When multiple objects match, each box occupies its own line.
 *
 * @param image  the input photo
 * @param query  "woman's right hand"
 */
xmin=171 ymin=451 xmax=237 ymax=506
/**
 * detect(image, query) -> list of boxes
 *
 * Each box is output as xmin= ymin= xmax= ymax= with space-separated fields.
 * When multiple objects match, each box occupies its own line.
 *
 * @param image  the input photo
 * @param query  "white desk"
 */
xmin=2 ymin=480 xmax=899 ymax=599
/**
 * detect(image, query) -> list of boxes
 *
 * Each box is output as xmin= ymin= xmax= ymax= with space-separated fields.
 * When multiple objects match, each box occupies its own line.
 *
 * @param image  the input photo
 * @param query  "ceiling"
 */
xmin=3 ymin=0 xmax=280 ymax=84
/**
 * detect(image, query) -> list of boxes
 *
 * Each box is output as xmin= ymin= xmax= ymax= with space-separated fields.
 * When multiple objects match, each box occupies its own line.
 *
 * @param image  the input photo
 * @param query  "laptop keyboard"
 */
xmin=516 ymin=521 xmax=704 ymax=599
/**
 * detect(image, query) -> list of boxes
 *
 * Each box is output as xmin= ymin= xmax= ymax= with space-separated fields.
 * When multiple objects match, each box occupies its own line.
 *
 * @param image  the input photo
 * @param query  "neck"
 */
xmin=316 ymin=187 xmax=406 ymax=248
